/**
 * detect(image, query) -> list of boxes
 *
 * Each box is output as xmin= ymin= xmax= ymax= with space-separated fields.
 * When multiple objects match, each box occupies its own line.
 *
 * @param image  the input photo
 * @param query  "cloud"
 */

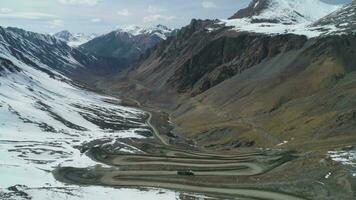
xmin=143 ymin=14 xmax=175 ymax=23
xmin=147 ymin=5 xmax=165 ymax=13
xmin=58 ymin=0 xmax=98 ymax=6
xmin=202 ymin=1 xmax=217 ymax=8
xmin=91 ymin=18 xmax=101 ymax=23
xmin=48 ymin=19 xmax=64 ymax=28
xmin=117 ymin=9 xmax=131 ymax=16
xmin=0 ymin=11 xmax=54 ymax=20
xmin=0 ymin=8 xmax=12 ymax=13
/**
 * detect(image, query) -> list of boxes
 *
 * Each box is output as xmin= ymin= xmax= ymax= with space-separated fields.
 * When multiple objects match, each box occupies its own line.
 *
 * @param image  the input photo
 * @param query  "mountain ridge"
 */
xmin=79 ymin=24 xmax=175 ymax=68
xmin=223 ymin=0 xmax=342 ymax=37
xmin=54 ymin=30 xmax=98 ymax=47
xmin=312 ymin=0 xmax=356 ymax=35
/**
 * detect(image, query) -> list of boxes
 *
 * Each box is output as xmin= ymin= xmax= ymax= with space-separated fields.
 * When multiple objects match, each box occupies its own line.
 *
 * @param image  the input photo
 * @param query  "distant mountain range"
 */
xmin=53 ymin=30 xmax=98 ymax=47
xmin=79 ymin=25 xmax=176 ymax=67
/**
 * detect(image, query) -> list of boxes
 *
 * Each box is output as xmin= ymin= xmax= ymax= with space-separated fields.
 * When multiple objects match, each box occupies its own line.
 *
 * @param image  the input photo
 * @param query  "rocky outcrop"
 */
xmin=229 ymin=0 xmax=271 ymax=19
xmin=168 ymin=33 xmax=307 ymax=95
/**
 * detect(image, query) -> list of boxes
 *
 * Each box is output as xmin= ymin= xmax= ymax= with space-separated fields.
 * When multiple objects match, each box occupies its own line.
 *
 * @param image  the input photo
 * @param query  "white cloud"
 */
xmin=48 ymin=19 xmax=64 ymax=28
xmin=58 ymin=0 xmax=98 ymax=6
xmin=0 ymin=8 xmax=54 ymax=21
xmin=0 ymin=12 xmax=54 ymax=20
xmin=202 ymin=1 xmax=217 ymax=8
xmin=147 ymin=5 xmax=165 ymax=13
xmin=0 ymin=8 xmax=12 ymax=13
xmin=117 ymin=9 xmax=131 ymax=16
xmin=91 ymin=18 xmax=101 ymax=23
xmin=143 ymin=14 xmax=175 ymax=23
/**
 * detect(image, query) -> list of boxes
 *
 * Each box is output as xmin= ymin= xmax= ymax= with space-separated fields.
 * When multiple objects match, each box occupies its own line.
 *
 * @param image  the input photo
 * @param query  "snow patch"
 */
xmin=222 ymin=0 xmax=343 ymax=38
xmin=328 ymin=150 xmax=356 ymax=167
xmin=116 ymin=24 xmax=172 ymax=40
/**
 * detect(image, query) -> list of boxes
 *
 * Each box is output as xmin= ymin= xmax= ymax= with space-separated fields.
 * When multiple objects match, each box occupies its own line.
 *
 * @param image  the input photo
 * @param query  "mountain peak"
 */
xmin=229 ymin=0 xmax=341 ymax=24
xmin=54 ymin=30 xmax=98 ymax=47
xmin=155 ymin=24 xmax=171 ymax=31
xmin=222 ymin=0 xmax=343 ymax=38
xmin=117 ymin=25 xmax=171 ymax=34
xmin=116 ymin=24 xmax=172 ymax=40
xmin=229 ymin=0 xmax=271 ymax=20
xmin=54 ymin=30 xmax=73 ymax=41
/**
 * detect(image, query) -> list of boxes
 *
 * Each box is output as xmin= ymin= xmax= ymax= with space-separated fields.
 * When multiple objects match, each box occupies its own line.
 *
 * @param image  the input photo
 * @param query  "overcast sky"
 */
xmin=0 ymin=0 xmax=352 ymax=34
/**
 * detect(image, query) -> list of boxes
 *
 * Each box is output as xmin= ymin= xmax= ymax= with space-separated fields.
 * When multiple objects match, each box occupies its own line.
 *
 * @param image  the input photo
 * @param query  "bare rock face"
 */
xmin=167 ymin=33 xmax=307 ymax=95
xmin=123 ymin=19 xmax=307 ymax=97
xmin=229 ymin=0 xmax=271 ymax=19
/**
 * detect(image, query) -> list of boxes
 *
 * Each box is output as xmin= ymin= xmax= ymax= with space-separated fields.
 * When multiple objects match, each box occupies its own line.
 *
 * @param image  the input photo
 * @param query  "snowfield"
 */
xmin=221 ymin=0 xmax=343 ymax=38
xmin=329 ymin=150 xmax=356 ymax=177
xmin=53 ymin=31 xmax=98 ymax=47
xmin=0 ymin=29 xmax=182 ymax=200
xmin=116 ymin=24 xmax=173 ymax=40
xmin=329 ymin=150 xmax=356 ymax=167
xmin=221 ymin=18 xmax=339 ymax=38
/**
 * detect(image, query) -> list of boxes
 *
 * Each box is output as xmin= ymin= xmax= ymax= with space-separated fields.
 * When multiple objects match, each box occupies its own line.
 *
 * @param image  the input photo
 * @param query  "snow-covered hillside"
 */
xmin=0 ymin=27 xmax=178 ymax=199
xmin=312 ymin=0 xmax=356 ymax=35
xmin=116 ymin=24 xmax=173 ymax=40
xmin=0 ymin=27 xmax=97 ymax=76
xmin=54 ymin=30 xmax=98 ymax=47
xmin=222 ymin=0 xmax=343 ymax=37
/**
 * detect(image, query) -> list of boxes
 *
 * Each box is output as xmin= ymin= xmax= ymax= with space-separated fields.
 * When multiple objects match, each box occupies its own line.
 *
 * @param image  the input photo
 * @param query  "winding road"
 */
xmin=146 ymin=111 xmax=169 ymax=146
xmin=54 ymin=103 xmax=306 ymax=200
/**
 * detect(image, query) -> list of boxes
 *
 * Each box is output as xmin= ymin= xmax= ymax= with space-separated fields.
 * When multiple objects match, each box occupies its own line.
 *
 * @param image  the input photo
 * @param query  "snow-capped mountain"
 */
xmin=80 ymin=25 xmax=175 ymax=66
xmin=54 ymin=30 xmax=98 ymax=47
xmin=0 ymin=25 xmax=153 ymax=199
xmin=222 ymin=0 xmax=342 ymax=37
xmin=229 ymin=0 xmax=341 ymax=24
xmin=116 ymin=24 xmax=173 ymax=40
xmin=312 ymin=0 xmax=356 ymax=35
xmin=0 ymin=27 xmax=96 ymax=76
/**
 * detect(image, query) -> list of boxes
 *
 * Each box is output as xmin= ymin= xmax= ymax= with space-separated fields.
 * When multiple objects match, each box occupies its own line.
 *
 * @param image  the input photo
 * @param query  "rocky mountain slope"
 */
xmin=0 ymin=27 xmax=95 ymax=76
xmin=102 ymin=0 xmax=356 ymax=150
xmin=312 ymin=0 xmax=356 ymax=35
xmin=0 ymin=1 xmax=355 ymax=199
xmin=0 ymin=26 xmax=152 ymax=199
xmin=95 ymin=3 xmax=356 ymax=197
xmin=54 ymin=30 xmax=98 ymax=47
xmin=80 ymin=25 xmax=174 ymax=68
xmin=0 ymin=27 xmax=122 ymax=81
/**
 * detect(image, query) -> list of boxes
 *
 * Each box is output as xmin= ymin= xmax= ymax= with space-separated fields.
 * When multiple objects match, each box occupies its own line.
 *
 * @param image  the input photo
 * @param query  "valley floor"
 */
xmin=56 ymin=91 xmax=356 ymax=200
